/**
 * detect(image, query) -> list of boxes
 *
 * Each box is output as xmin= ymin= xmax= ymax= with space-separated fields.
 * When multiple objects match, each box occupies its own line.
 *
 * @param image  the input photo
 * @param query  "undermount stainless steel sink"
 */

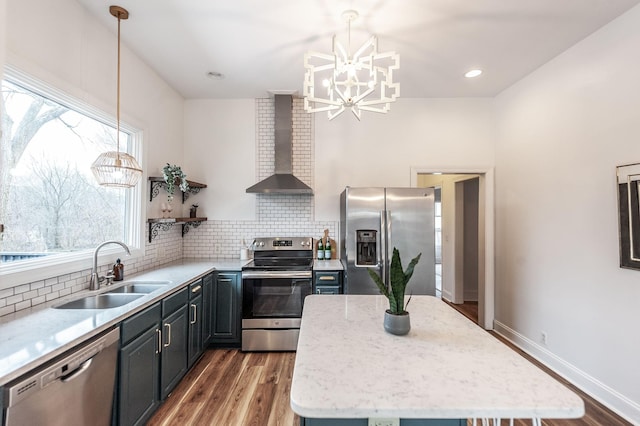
xmin=106 ymin=281 xmax=171 ymax=294
xmin=54 ymin=293 xmax=143 ymax=309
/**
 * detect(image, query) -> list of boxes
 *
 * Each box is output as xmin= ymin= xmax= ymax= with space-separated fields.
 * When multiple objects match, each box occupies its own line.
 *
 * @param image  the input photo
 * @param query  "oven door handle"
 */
xmin=242 ymin=270 xmax=312 ymax=279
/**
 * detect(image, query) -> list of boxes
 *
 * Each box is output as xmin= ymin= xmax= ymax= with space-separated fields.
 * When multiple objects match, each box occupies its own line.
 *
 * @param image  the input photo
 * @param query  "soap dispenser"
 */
xmin=113 ymin=258 xmax=124 ymax=281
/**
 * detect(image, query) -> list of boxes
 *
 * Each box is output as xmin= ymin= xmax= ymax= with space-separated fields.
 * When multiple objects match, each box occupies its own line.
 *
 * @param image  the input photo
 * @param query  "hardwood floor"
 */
xmin=148 ymin=344 xmax=631 ymax=426
xmin=147 ymin=349 xmax=299 ymax=426
xmin=446 ymin=300 xmax=479 ymax=323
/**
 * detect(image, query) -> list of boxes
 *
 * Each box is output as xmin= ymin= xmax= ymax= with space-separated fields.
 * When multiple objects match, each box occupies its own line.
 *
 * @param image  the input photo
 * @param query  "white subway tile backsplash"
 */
xmin=0 ymin=306 xmax=15 ymax=317
xmin=6 ymin=295 xmax=22 ymax=306
xmin=14 ymin=284 xmax=30 ymax=294
xmin=30 ymin=281 xmax=44 ymax=291
xmin=31 ymin=296 xmax=46 ymax=307
xmin=15 ymin=301 xmax=31 ymax=311
xmin=45 ymin=292 xmax=59 ymax=302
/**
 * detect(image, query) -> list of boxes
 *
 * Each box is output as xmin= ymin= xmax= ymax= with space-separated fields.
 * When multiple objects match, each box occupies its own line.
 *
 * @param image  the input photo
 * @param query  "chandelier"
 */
xmin=91 ymin=6 xmax=143 ymax=188
xmin=303 ymin=10 xmax=400 ymax=121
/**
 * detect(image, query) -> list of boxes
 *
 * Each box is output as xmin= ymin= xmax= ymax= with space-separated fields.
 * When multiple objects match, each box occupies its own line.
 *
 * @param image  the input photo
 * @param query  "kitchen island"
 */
xmin=290 ymin=295 xmax=584 ymax=425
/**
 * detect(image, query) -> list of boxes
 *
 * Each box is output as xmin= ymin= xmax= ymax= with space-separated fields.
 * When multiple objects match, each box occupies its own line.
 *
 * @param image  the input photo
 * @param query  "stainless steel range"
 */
xmin=241 ymin=237 xmax=313 ymax=351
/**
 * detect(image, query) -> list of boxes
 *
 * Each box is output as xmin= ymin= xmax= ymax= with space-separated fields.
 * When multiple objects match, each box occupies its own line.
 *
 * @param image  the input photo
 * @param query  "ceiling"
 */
xmin=75 ymin=0 xmax=640 ymax=100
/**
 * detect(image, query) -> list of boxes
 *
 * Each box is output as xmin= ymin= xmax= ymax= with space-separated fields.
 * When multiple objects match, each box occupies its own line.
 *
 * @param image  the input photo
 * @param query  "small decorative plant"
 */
xmin=162 ymin=163 xmax=189 ymax=197
xmin=368 ymin=247 xmax=421 ymax=315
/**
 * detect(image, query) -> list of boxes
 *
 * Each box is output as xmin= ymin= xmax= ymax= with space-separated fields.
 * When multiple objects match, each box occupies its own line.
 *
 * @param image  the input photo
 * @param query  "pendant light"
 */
xmin=91 ymin=5 xmax=143 ymax=188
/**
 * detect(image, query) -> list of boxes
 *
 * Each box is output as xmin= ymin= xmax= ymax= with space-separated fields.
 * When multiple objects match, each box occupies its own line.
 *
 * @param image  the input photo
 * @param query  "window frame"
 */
xmin=0 ymin=65 xmax=145 ymax=290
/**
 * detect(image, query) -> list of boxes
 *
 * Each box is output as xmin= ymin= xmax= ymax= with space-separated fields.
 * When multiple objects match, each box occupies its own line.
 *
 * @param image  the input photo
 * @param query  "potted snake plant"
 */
xmin=368 ymin=247 xmax=422 ymax=335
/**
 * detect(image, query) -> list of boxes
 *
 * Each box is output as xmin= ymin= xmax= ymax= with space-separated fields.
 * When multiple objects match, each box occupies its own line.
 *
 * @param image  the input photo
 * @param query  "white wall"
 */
xmin=183 ymin=99 xmax=255 ymax=220
xmin=314 ymin=98 xmax=496 ymax=220
xmin=494 ymin=4 xmax=640 ymax=422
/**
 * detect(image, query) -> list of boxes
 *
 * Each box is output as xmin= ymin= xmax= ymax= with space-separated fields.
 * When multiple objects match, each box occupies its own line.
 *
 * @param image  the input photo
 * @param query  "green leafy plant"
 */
xmin=162 ymin=163 xmax=189 ymax=196
xmin=368 ymin=247 xmax=422 ymax=315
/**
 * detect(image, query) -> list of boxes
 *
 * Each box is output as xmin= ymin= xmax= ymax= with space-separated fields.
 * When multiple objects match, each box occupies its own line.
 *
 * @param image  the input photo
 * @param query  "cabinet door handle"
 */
xmin=318 ymin=276 xmax=336 ymax=281
xmin=190 ymin=304 xmax=197 ymax=324
xmin=156 ymin=328 xmax=162 ymax=354
xmin=191 ymin=285 xmax=202 ymax=293
xmin=219 ymin=279 xmax=232 ymax=284
xmin=163 ymin=323 xmax=171 ymax=347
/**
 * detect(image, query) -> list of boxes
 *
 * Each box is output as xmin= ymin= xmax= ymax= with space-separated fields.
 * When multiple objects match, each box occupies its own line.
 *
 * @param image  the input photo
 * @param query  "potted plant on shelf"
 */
xmin=162 ymin=163 xmax=190 ymax=203
xmin=368 ymin=247 xmax=421 ymax=335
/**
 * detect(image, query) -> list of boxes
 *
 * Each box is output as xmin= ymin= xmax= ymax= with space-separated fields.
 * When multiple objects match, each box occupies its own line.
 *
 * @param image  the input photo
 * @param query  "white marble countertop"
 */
xmin=0 ymin=258 xmax=247 ymax=386
xmin=313 ymin=259 xmax=343 ymax=271
xmin=291 ymin=295 xmax=585 ymax=420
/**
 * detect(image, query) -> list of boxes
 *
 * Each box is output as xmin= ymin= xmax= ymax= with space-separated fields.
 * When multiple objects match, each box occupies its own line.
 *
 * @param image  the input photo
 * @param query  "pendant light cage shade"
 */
xmin=91 ymin=5 xmax=143 ymax=188
xmin=91 ymin=151 xmax=143 ymax=188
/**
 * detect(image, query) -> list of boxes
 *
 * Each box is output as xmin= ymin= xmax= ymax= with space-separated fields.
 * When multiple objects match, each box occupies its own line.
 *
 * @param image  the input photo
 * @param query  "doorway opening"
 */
xmin=413 ymin=168 xmax=494 ymax=330
xmin=434 ymin=187 xmax=442 ymax=299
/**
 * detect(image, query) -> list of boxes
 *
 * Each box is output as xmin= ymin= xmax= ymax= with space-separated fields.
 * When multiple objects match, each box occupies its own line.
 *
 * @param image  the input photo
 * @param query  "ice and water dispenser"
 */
xmin=355 ymin=230 xmax=378 ymax=266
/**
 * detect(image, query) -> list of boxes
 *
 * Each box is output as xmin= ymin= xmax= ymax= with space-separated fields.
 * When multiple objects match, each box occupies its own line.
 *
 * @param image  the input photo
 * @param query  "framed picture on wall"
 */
xmin=616 ymin=162 xmax=640 ymax=270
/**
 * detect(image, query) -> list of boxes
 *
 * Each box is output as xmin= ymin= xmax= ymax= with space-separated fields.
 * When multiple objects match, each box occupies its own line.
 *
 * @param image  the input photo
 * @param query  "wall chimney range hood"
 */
xmin=246 ymin=95 xmax=313 ymax=195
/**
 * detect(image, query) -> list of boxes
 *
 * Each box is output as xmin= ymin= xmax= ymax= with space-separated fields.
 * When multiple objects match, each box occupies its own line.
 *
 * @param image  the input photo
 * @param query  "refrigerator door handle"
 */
xmin=385 ymin=210 xmax=392 ymax=286
xmin=380 ymin=210 xmax=387 ymax=285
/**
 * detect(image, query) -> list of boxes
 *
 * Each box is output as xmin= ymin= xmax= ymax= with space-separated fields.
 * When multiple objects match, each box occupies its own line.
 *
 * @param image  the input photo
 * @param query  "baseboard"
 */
xmin=493 ymin=320 xmax=640 ymax=425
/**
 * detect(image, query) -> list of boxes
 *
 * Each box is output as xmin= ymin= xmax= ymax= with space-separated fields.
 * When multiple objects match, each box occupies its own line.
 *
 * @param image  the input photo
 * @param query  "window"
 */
xmin=0 ymin=68 xmax=142 ymax=281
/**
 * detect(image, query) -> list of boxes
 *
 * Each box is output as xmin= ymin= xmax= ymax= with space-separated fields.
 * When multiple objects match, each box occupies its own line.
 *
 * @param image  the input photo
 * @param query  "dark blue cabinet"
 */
xmin=188 ymin=280 xmax=204 ymax=368
xmin=117 ymin=275 xmax=215 ymax=424
xmin=118 ymin=303 xmax=161 ymax=426
xmin=301 ymin=419 xmax=465 ymax=426
xmin=313 ymin=271 xmax=343 ymax=294
xmin=211 ymin=272 xmax=241 ymax=345
xmin=202 ymin=272 xmax=215 ymax=346
xmin=118 ymin=286 xmax=189 ymax=413
xmin=160 ymin=288 xmax=189 ymax=400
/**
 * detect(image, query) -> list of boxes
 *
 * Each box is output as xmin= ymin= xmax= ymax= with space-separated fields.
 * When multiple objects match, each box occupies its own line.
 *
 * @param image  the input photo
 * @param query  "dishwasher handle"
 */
xmin=60 ymin=358 xmax=93 ymax=383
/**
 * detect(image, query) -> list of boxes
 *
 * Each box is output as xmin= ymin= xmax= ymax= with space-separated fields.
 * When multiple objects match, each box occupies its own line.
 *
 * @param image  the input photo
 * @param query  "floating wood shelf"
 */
xmin=148 ymin=177 xmax=207 ymax=203
xmin=147 ymin=218 xmax=208 ymax=242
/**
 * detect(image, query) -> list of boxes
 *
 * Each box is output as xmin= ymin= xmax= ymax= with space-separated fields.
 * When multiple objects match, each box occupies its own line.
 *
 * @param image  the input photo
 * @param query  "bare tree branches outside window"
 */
xmin=0 ymin=78 xmax=132 ymax=263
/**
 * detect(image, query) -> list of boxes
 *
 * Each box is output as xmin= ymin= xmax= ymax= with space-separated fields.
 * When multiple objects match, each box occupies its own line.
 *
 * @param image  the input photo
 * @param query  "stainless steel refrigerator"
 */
xmin=340 ymin=187 xmax=436 ymax=295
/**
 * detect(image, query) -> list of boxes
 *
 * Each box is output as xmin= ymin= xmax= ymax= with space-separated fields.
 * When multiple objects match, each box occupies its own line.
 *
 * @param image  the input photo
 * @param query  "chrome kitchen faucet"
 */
xmin=89 ymin=240 xmax=131 ymax=290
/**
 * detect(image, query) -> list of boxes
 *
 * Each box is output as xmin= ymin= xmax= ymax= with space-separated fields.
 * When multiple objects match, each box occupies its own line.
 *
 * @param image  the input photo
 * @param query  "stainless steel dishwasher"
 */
xmin=3 ymin=327 xmax=120 ymax=426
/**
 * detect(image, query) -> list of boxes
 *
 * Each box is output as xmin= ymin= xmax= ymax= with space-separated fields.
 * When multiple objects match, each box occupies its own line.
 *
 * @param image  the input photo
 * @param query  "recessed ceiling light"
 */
xmin=464 ymin=69 xmax=483 ymax=78
xmin=206 ymin=71 xmax=225 ymax=80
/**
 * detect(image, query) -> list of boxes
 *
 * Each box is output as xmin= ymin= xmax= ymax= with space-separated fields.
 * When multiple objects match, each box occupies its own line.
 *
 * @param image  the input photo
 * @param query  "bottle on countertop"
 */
xmin=317 ymin=237 xmax=325 ymax=260
xmin=324 ymin=237 xmax=331 ymax=260
xmin=113 ymin=258 xmax=124 ymax=281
